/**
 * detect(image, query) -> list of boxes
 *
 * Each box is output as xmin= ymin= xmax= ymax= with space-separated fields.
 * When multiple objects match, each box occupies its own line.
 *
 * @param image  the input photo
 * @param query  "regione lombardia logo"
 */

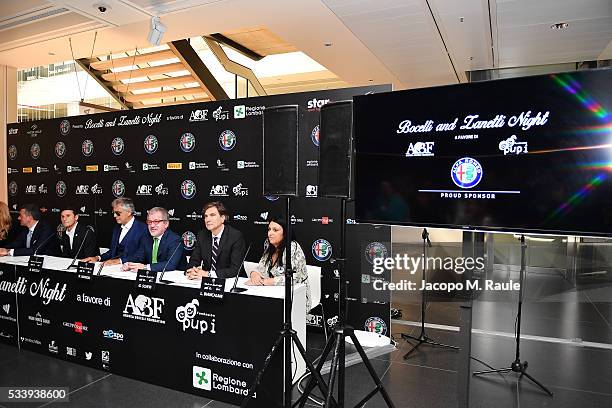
xmin=312 ymin=239 xmax=332 ymax=262
xmin=181 ymin=180 xmax=196 ymax=199
xmin=182 ymin=231 xmax=196 ymax=250
xmin=311 ymin=125 xmax=320 ymax=147
xmin=82 ymin=140 xmax=94 ymax=157
xmin=180 ymin=133 xmax=196 ymax=152
xmin=451 ymin=157 xmax=482 ymax=189
xmin=111 ymin=138 xmax=125 ymax=155
xmin=59 ymin=119 xmax=70 ymax=136
xmin=112 ymin=180 xmax=125 ymax=198
xmin=55 ymin=142 xmax=66 ymax=158
xmin=144 ymin=135 xmax=159 ymax=154
xmin=219 ymin=130 xmax=236 ymax=151
xmin=193 ymin=366 xmax=212 ymax=391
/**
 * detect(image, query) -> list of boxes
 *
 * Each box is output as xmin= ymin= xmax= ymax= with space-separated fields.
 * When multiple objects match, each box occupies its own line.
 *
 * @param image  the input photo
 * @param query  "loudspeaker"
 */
xmin=263 ymin=105 xmax=299 ymax=196
xmin=318 ymin=100 xmax=353 ymax=198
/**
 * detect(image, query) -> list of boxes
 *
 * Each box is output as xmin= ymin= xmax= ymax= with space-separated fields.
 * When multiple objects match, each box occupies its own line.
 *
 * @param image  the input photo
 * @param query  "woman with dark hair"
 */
xmin=246 ymin=216 xmax=311 ymax=311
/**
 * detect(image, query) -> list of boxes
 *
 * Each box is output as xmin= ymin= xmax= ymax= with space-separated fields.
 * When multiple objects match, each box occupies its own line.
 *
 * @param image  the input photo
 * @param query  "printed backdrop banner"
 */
xmin=6 ymin=85 xmax=392 ymax=334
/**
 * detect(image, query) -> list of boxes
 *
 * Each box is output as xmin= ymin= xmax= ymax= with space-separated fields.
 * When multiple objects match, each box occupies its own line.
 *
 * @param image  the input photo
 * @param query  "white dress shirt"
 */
xmin=65 ymin=222 xmax=78 ymax=249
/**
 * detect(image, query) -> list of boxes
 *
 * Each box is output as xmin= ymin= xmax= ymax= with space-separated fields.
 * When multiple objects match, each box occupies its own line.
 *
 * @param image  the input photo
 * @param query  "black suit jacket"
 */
xmin=59 ymin=223 xmax=99 ymax=259
xmin=7 ymin=221 xmax=55 ymax=256
xmin=187 ymin=224 xmax=246 ymax=278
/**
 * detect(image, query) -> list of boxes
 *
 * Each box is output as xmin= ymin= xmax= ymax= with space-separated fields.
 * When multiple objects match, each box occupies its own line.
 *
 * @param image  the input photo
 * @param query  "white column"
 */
xmin=0 ymin=65 xmax=18 ymax=203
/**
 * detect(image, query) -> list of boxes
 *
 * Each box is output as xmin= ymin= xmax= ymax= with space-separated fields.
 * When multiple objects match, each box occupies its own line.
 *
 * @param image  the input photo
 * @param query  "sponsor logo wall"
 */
xmin=6 ymin=85 xmax=391 ymax=333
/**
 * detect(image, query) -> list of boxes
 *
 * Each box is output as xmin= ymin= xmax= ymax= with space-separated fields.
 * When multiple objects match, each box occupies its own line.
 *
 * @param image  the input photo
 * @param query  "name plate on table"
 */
xmin=27 ymin=256 xmax=44 ymax=273
xmin=199 ymin=277 xmax=226 ymax=300
xmin=135 ymin=269 xmax=157 ymax=292
xmin=77 ymin=262 xmax=95 ymax=280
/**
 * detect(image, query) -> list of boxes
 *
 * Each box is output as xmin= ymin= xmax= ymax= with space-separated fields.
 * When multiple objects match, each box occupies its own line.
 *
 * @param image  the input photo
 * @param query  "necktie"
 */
xmin=211 ymin=236 xmax=219 ymax=272
xmin=152 ymin=237 xmax=159 ymax=264
xmin=26 ymin=230 xmax=33 ymax=249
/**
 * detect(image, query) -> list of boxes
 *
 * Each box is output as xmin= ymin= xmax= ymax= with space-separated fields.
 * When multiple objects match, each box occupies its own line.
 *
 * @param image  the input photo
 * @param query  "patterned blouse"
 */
xmin=256 ymin=241 xmax=311 ymax=312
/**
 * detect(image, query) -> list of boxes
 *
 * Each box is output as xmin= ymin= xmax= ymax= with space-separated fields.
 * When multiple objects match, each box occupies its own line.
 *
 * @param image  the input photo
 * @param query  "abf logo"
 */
xmin=193 ymin=366 xmax=212 ymax=391
xmin=365 ymin=317 xmax=387 ymax=335
xmin=180 ymin=132 xmax=196 ymax=152
xmin=312 ymin=239 xmax=332 ymax=262
xmin=144 ymin=135 xmax=158 ymax=154
xmin=82 ymin=140 xmax=94 ymax=157
xmin=219 ymin=130 xmax=236 ymax=151
xmin=451 ymin=157 xmax=483 ymax=189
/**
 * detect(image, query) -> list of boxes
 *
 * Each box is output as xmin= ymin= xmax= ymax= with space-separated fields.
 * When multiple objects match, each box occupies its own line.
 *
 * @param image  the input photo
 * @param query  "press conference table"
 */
xmin=0 ymin=256 xmax=306 ymax=407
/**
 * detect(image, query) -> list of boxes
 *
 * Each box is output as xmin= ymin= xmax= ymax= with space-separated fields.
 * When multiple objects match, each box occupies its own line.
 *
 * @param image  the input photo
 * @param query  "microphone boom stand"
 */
xmin=401 ymin=228 xmax=459 ymax=359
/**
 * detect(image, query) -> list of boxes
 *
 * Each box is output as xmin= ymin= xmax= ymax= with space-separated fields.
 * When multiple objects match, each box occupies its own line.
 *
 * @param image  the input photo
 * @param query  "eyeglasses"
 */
xmin=113 ymin=211 xmax=122 ymax=216
xmin=146 ymin=219 xmax=168 ymax=225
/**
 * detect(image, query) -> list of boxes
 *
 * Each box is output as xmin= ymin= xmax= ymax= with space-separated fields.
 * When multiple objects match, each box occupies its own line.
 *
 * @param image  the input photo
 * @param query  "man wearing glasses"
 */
xmin=121 ymin=207 xmax=186 ymax=272
xmin=82 ymin=197 xmax=147 ymax=265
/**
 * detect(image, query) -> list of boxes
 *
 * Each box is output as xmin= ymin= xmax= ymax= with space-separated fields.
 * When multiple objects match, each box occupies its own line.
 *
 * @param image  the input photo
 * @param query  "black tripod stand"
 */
xmin=296 ymin=198 xmax=395 ymax=408
xmin=472 ymin=235 xmax=553 ymax=396
xmin=401 ymin=228 xmax=459 ymax=359
xmin=241 ymin=197 xmax=334 ymax=408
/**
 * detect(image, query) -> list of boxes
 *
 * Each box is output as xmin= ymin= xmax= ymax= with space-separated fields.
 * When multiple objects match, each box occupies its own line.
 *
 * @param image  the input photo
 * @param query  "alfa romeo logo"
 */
xmin=219 ymin=130 xmax=236 ymax=151
xmin=60 ymin=119 xmax=71 ymax=136
xmin=55 ymin=142 xmax=66 ymax=158
xmin=312 ymin=239 xmax=332 ymax=262
xmin=144 ymin=135 xmax=158 ymax=154
xmin=82 ymin=140 xmax=94 ymax=157
xmin=55 ymin=181 xmax=67 ymax=197
xmin=112 ymin=180 xmax=125 ymax=198
xmin=30 ymin=143 xmax=40 ymax=159
xmin=111 ymin=137 xmax=125 ymax=155
xmin=8 ymin=181 xmax=18 ymax=196
xmin=182 ymin=231 xmax=196 ymax=250
xmin=180 ymin=133 xmax=196 ymax=152
xmin=8 ymin=145 xmax=17 ymax=160
xmin=180 ymin=180 xmax=196 ymax=199
xmin=311 ymin=125 xmax=320 ymax=147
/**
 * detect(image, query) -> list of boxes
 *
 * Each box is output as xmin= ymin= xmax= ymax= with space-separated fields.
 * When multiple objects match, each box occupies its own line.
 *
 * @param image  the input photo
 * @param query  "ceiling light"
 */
xmin=550 ymin=22 xmax=569 ymax=30
xmin=324 ymin=42 xmax=333 ymax=47
xmin=148 ymin=16 xmax=167 ymax=46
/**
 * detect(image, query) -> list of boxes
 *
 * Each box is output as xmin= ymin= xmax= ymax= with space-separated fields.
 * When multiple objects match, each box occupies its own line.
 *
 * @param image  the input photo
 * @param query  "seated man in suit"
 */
xmin=58 ymin=206 xmax=99 ymax=259
xmin=186 ymin=201 xmax=246 ymax=280
xmin=121 ymin=207 xmax=186 ymax=272
xmin=82 ymin=197 xmax=146 ymax=265
xmin=0 ymin=203 xmax=55 ymax=256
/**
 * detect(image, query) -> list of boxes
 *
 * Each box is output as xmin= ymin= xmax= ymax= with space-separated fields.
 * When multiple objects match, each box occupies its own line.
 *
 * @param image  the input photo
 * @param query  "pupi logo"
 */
xmin=498 ymin=135 xmax=528 ymax=155
xmin=144 ymin=135 xmax=159 ymax=154
xmin=112 ymin=180 xmax=125 ymax=198
xmin=219 ymin=130 xmax=236 ymax=151
xmin=59 ymin=119 xmax=71 ymax=135
xmin=8 ymin=145 xmax=17 ymax=160
xmin=212 ymin=106 xmax=229 ymax=121
xmin=82 ymin=140 xmax=94 ymax=157
xmin=182 ymin=231 xmax=196 ymax=250
xmin=180 ymin=132 xmax=196 ymax=152
xmin=312 ymin=239 xmax=332 ymax=262
xmin=176 ymin=299 xmax=216 ymax=335
xmin=55 ymin=142 xmax=66 ymax=158
xmin=30 ymin=143 xmax=41 ymax=159
xmin=181 ymin=180 xmax=196 ymax=199
xmin=56 ymin=181 xmax=67 ymax=197
xmin=311 ymin=125 xmax=320 ymax=147
xmin=111 ymin=137 xmax=125 ymax=155
xmin=451 ymin=157 xmax=483 ymax=189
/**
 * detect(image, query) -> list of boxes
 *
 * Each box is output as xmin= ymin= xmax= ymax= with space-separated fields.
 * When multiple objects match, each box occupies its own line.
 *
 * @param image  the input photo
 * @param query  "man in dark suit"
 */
xmin=121 ymin=207 xmax=186 ymax=272
xmin=0 ymin=204 xmax=55 ymax=256
xmin=186 ymin=201 xmax=246 ymax=279
xmin=58 ymin=207 xmax=99 ymax=259
xmin=82 ymin=197 xmax=146 ymax=265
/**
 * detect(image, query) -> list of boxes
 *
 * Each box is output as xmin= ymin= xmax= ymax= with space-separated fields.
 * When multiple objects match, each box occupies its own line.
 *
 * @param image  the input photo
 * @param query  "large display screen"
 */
xmin=354 ymin=68 xmax=612 ymax=236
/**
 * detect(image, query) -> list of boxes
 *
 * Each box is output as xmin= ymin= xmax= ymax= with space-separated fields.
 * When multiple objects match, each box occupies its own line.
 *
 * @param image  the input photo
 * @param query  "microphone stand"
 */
xmin=32 ymin=231 xmax=57 ymax=257
xmin=401 ymin=228 xmax=458 ymax=358
xmin=66 ymin=226 xmax=93 ymax=269
xmin=159 ymin=240 xmax=183 ymax=284
xmin=230 ymin=244 xmax=251 ymax=293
